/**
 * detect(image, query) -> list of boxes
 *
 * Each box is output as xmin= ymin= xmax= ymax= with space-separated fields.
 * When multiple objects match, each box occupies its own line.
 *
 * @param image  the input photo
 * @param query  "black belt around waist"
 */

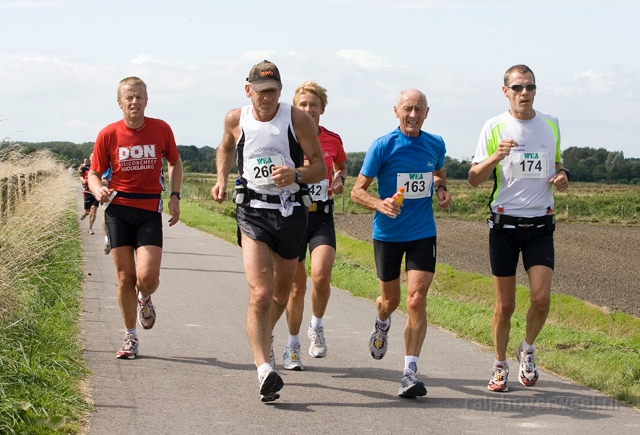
xmin=115 ymin=192 xmax=162 ymax=200
xmin=309 ymin=199 xmax=334 ymax=213
xmin=247 ymin=189 xmax=301 ymax=204
xmin=489 ymin=212 xmax=555 ymax=232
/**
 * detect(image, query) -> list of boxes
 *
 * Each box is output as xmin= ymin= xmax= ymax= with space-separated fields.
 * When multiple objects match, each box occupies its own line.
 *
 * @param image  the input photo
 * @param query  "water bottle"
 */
xmin=233 ymin=179 xmax=246 ymax=204
xmin=392 ymin=187 xmax=405 ymax=206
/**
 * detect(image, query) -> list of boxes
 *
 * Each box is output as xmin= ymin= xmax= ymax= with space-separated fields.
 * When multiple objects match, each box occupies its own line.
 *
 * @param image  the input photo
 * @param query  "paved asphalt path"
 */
xmin=79 ymin=201 xmax=640 ymax=435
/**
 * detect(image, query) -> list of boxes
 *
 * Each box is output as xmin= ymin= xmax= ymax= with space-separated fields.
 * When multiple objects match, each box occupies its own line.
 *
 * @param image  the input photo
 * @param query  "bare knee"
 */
xmin=494 ymin=301 xmax=516 ymax=321
xmin=406 ymin=293 xmax=426 ymax=313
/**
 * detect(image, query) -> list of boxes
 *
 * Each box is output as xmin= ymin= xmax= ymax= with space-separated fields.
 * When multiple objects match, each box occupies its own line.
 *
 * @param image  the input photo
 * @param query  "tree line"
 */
xmin=4 ymin=140 xmax=640 ymax=183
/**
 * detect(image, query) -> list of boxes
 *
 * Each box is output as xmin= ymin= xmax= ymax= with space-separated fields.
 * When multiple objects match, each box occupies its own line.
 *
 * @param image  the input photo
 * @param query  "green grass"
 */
xmin=0 ymin=170 xmax=90 ymax=434
xmin=173 ymin=187 xmax=640 ymax=409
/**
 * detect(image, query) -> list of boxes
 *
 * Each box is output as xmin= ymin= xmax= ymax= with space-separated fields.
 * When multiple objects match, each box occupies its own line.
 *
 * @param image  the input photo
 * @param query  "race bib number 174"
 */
xmin=511 ymin=152 xmax=549 ymax=178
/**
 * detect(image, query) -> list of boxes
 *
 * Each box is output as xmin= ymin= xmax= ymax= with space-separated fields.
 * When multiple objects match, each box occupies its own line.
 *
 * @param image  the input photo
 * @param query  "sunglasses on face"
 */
xmin=507 ymin=84 xmax=537 ymax=92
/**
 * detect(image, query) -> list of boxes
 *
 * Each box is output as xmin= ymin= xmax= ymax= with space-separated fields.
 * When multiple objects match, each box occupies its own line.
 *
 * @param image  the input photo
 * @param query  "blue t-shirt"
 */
xmin=360 ymin=128 xmax=446 ymax=242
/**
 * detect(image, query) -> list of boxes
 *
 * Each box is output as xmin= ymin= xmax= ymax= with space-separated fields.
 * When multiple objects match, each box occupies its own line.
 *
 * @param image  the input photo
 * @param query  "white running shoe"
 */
xmin=308 ymin=325 xmax=328 ymax=358
xmin=283 ymin=344 xmax=304 ymax=371
xmin=516 ymin=343 xmax=539 ymax=386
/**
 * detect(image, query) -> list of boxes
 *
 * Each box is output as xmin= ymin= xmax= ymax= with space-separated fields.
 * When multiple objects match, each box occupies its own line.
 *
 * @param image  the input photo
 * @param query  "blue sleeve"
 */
xmin=361 ymin=139 xmax=382 ymax=179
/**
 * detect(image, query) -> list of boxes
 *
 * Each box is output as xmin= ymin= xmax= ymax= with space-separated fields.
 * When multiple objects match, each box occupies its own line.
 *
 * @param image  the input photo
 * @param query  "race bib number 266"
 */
xmin=246 ymin=155 xmax=286 ymax=186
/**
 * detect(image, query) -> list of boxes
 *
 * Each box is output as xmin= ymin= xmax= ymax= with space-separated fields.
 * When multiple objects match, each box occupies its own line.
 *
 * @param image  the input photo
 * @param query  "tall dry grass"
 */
xmin=0 ymin=145 xmax=60 ymax=179
xmin=0 ymin=150 xmax=74 ymax=321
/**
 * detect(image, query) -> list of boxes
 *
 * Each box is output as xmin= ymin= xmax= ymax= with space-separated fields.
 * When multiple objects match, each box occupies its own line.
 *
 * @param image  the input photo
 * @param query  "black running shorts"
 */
xmin=489 ymin=226 xmax=554 ymax=276
xmin=83 ymin=191 xmax=99 ymax=210
xmin=373 ymin=236 xmax=437 ymax=282
xmin=236 ymin=205 xmax=308 ymax=260
xmin=298 ymin=212 xmax=336 ymax=262
xmin=104 ymin=204 xmax=163 ymax=249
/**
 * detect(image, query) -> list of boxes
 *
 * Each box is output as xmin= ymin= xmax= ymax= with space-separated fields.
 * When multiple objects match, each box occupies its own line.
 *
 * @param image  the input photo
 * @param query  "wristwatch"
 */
xmin=558 ymin=168 xmax=571 ymax=181
xmin=295 ymin=169 xmax=303 ymax=182
xmin=170 ymin=192 xmax=181 ymax=200
xmin=435 ymin=185 xmax=447 ymax=192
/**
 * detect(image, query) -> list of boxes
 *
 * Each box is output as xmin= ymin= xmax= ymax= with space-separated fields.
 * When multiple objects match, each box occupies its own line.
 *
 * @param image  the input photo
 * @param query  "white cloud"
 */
xmin=0 ymin=1 xmax=67 ymax=8
xmin=336 ymin=50 xmax=401 ymax=69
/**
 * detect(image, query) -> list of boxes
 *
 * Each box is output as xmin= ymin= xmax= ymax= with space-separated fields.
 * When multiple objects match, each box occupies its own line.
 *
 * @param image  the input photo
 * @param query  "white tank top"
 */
xmin=238 ymin=103 xmax=303 ymax=208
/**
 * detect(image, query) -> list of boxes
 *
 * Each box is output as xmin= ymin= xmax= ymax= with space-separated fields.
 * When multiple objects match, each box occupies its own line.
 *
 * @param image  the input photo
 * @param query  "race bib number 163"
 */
xmin=397 ymin=172 xmax=432 ymax=199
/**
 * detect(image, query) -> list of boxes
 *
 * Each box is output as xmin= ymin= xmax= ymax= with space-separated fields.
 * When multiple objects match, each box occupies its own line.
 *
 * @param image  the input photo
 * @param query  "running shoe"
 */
xmin=308 ymin=325 xmax=328 ymax=358
xmin=137 ymin=295 xmax=156 ymax=330
xmin=283 ymin=344 xmax=304 ymax=371
xmin=104 ymin=241 xmax=111 ymax=255
xmin=115 ymin=333 xmax=139 ymax=359
xmin=88 ymin=227 xmax=95 ymax=235
xmin=80 ymin=212 xmax=87 ymax=220
xmin=259 ymin=370 xmax=284 ymax=403
xmin=487 ymin=363 xmax=509 ymax=392
xmin=398 ymin=363 xmax=427 ymax=398
xmin=516 ymin=343 xmax=539 ymax=386
xmin=369 ymin=318 xmax=390 ymax=360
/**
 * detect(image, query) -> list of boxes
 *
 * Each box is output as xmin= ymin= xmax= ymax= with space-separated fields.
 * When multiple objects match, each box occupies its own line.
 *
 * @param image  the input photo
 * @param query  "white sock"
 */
xmin=126 ymin=328 xmax=137 ymax=339
xmin=104 ymin=236 xmax=109 ymax=243
xmin=494 ymin=359 xmax=508 ymax=369
xmin=404 ymin=356 xmax=419 ymax=375
xmin=522 ymin=340 xmax=534 ymax=351
xmin=288 ymin=334 xmax=300 ymax=347
xmin=257 ymin=363 xmax=272 ymax=380
xmin=138 ymin=293 xmax=150 ymax=303
xmin=310 ymin=315 xmax=323 ymax=329
xmin=376 ymin=316 xmax=390 ymax=331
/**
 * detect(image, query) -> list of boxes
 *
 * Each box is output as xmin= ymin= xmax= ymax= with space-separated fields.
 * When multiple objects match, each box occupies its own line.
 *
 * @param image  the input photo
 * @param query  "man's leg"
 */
xmin=524 ymin=265 xmax=552 ymax=344
xmin=492 ymin=276 xmax=517 ymax=361
xmin=111 ymin=246 xmax=138 ymax=329
xmin=244 ymin=239 xmax=274 ymax=368
xmin=134 ymin=245 xmax=163 ymax=299
xmin=403 ymin=270 xmax=431 ymax=357
xmin=286 ymin=261 xmax=307 ymax=336
xmin=89 ymin=204 xmax=98 ymax=227
xmin=309 ymin=245 xmax=335 ymax=319
xmin=377 ymin=278 xmax=401 ymax=322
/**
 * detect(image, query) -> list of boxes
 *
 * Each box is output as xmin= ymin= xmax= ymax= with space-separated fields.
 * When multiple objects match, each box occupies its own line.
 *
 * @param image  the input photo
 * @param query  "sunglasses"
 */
xmin=507 ymin=84 xmax=537 ymax=92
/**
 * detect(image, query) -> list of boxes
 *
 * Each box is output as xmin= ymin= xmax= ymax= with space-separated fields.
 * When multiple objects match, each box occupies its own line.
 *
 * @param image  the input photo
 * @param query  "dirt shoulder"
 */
xmin=334 ymin=214 xmax=640 ymax=318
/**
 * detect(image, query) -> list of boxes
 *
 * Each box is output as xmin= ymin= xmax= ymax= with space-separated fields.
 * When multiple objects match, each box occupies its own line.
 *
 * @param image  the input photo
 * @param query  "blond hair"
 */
xmin=293 ymin=81 xmax=328 ymax=110
xmin=117 ymin=76 xmax=147 ymax=101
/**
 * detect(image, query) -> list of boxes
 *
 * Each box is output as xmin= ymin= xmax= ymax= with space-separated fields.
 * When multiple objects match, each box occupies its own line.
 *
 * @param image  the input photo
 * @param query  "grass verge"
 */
xmin=175 ymin=195 xmax=640 ymax=409
xmin=0 ymin=169 xmax=90 ymax=434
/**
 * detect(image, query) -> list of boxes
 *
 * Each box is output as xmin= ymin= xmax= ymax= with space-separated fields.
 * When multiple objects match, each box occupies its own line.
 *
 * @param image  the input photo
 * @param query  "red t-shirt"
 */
xmin=91 ymin=117 xmax=180 ymax=212
xmin=311 ymin=126 xmax=347 ymax=196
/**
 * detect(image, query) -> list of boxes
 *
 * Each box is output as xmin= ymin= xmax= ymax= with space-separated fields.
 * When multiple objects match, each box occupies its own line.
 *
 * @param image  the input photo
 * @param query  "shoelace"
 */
xmin=523 ymin=351 xmax=536 ymax=372
xmin=310 ymin=329 xmax=326 ymax=346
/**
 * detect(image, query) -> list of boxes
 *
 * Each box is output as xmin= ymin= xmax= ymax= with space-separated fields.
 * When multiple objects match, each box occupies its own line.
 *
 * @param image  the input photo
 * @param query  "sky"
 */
xmin=1 ymin=0 xmax=639 ymax=160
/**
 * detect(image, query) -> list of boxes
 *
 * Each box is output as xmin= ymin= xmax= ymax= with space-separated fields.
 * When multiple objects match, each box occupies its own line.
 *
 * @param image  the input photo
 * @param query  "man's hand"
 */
xmin=270 ymin=165 xmax=295 ymax=187
xmin=168 ymin=196 xmax=180 ymax=226
xmin=331 ymin=176 xmax=344 ymax=195
xmin=436 ymin=188 xmax=452 ymax=210
xmin=550 ymin=171 xmax=569 ymax=192
xmin=377 ymin=197 xmax=402 ymax=218
xmin=495 ymin=139 xmax=517 ymax=162
xmin=211 ymin=182 xmax=227 ymax=203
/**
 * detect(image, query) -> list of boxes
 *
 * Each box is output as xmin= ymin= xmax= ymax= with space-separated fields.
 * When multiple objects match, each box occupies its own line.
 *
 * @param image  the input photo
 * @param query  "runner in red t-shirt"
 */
xmin=88 ymin=76 xmax=183 ymax=360
xmin=79 ymin=157 xmax=99 ymax=233
xmin=282 ymin=81 xmax=348 ymax=371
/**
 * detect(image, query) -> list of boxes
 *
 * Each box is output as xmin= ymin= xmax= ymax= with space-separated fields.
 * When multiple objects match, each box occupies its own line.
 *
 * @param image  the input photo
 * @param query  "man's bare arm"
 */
xmin=351 ymin=173 xmax=402 ymax=218
xmin=211 ymin=109 xmax=241 ymax=203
